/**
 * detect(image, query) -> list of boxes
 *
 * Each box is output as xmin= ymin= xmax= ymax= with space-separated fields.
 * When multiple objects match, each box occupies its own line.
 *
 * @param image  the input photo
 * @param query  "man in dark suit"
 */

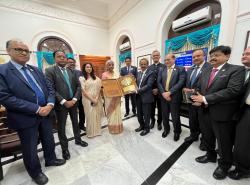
xmin=148 ymin=50 xmax=165 ymax=130
xmin=0 ymin=40 xmax=65 ymax=185
xmin=120 ymin=56 xmax=137 ymax=117
xmin=134 ymin=58 xmax=155 ymax=136
xmin=228 ymin=47 xmax=250 ymax=180
xmin=67 ymin=58 xmax=86 ymax=131
xmin=183 ymin=49 xmax=211 ymax=143
xmin=158 ymin=53 xmax=186 ymax=141
xmin=192 ymin=46 xmax=245 ymax=180
xmin=45 ymin=51 xmax=88 ymax=161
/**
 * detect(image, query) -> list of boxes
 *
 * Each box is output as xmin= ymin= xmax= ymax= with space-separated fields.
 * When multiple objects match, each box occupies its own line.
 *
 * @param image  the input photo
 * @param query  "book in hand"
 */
xmin=102 ymin=75 xmax=138 ymax=97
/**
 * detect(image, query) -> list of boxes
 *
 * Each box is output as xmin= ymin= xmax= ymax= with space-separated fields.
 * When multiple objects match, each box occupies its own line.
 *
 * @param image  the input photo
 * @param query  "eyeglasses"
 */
xmin=11 ymin=48 xmax=31 ymax=54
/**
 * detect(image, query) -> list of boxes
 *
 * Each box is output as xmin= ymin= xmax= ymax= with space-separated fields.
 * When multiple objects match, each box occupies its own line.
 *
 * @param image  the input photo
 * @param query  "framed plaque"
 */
xmin=102 ymin=75 xmax=138 ymax=97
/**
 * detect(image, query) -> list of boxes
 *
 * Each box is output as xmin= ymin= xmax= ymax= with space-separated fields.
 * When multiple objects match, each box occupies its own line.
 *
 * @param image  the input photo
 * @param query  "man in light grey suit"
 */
xmin=45 ymin=51 xmax=88 ymax=161
xmin=157 ymin=53 xmax=186 ymax=141
xmin=192 ymin=46 xmax=245 ymax=180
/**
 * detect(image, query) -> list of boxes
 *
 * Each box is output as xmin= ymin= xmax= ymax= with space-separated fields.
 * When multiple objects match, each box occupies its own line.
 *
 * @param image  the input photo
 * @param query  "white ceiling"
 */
xmin=32 ymin=0 xmax=128 ymax=20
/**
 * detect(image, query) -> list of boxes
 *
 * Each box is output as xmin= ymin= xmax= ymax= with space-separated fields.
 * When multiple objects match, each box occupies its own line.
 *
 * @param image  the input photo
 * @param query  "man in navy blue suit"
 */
xmin=0 ymin=39 xmax=65 ymax=185
xmin=120 ymin=57 xmax=137 ymax=117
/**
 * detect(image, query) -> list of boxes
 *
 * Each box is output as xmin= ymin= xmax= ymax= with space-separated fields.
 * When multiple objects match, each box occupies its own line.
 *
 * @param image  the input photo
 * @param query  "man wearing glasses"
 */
xmin=0 ymin=39 xmax=65 ymax=185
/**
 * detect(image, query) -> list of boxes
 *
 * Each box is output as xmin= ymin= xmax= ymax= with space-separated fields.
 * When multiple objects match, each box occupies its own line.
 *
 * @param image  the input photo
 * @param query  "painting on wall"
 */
xmin=245 ymin=31 xmax=250 ymax=50
xmin=0 ymin=53 xmax=10 ymax=65
xmin=137 ymin=54 xmax=152 ymax=70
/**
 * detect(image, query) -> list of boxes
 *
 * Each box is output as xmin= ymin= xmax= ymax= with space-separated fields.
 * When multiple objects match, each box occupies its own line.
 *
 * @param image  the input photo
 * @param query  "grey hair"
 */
xmin=6 ymin=39 xmax=24 ymax=49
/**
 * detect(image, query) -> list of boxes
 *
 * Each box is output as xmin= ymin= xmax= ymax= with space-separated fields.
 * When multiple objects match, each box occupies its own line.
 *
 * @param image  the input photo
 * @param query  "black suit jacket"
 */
xmin=136 ymin=70 xmax=155 ymax=103
xmin=158 ymin=65 xmax=186 ymax=103
xmin=45 ymin=65 xmax=81 ymax=110
xmin=148 ymin=63 xmax=165 ymax=89
xmin=186 ymin=62 xmax=211 ymax=89
xmin=196 ymin=63 xmax=245 ymax=121
xmin=120 ymin=65 xmax=137 ymax=78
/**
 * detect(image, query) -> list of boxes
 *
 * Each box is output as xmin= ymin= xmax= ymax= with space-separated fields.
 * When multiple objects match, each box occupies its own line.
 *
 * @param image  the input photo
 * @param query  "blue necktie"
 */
xmin=190 ymin=66 xmax=199 ymax=87
xmin=22 ymin=67 xmax=46 ymax=106
xmin=62 ymin=68 xmax=73 ymax=98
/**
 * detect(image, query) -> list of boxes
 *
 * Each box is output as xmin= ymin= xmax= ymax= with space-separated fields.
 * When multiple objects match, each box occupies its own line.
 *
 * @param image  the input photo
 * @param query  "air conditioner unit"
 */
xmin=172 ymin=6 xmax=212 ymax=32
xmin=119 ymin=41 xmax=131 ymax=51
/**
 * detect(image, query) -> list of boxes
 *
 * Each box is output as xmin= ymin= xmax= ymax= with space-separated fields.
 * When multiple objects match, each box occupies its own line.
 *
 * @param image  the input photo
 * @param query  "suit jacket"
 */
xmin=45 ymin=65 xmax=81 ymax=110
xmin=196 ymin=63 xmax=245 ymax=121
xmin=136 ymin=69 xmax=155 ymax=103
xmin=148 ymin=63 xmax=165 ymax=89
xmin=120 ymin=65 xmax=137 ymax=78
xmin=0 ymin=62 xmax=55 ymax=130
xmin=158 ymin=65 xmax=186 ymax=103
xmin=185 ymin=62 xmax=211 ymax=89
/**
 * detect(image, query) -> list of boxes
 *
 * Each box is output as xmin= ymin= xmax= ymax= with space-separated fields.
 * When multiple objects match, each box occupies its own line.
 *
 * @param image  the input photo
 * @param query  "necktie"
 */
xmin=190 ymin=66 xmax=199 ymax=87
xmin=139 ymin=72 xmax=145 ymax=88
xmin=22 ymin=66 xmax=46 ymax=106
xmin=61 ymin=68 xmax=73 ymax=98
xmin=207 ymin=68 xmax=219 ymax=88
xmin=165 ymin=67 xmax=173 ymax=91
xmin=245 ymin=69 xmax=250 ymax=83
xmin=127 ymin=66 xmax=130 ymax=73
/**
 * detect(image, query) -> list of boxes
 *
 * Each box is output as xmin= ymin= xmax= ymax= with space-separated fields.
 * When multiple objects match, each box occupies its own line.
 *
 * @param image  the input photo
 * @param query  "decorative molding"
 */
xmin=237 ymin=11 xmax=250 ymax=18
xmin=0 ymin=0 xmax=108 ymax=29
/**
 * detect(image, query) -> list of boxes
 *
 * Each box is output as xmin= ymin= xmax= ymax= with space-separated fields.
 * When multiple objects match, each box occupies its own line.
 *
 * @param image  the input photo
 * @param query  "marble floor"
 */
xmin=1 ymin=102 xmax=250 ymax=185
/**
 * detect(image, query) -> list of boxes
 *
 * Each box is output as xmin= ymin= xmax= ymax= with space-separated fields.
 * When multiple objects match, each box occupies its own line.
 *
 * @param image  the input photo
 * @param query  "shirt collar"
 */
xmin=195 ymin=61 xmax=205 ymax=68
xmin=10 ymin=60 xmax=27 ymax=70
xmin=213 ymin=62 xmax=226 ymax=71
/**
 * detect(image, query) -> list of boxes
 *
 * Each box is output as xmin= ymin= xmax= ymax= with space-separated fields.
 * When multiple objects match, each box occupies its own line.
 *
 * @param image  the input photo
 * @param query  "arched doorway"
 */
xmin=117 ymin=36 xmax=132 ymax=71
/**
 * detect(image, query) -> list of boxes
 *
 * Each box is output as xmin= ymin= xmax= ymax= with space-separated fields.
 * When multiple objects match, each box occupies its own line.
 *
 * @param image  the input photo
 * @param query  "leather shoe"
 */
xmin=184 ymin=135 xmax=198 ymax=142
xmin=45 ymin=158 xmax=66 ymax=167
xmin=135 ymin=126 xmax=144 ymax=132
xmin=228 ymin=169 xmax=250 ymax=180
xmin=62 ymin=150 xmax=70 ymax=160
xmin=124 ymin=113 xmax=129 ymax=117
xmin=174 ymin=133 xmax=180 ymax=141
xmin=157 ymin=124 xmax=162 ymax=131
xmin=75 ymin=140 xmax=88 ymax=147
xmin=162 ymin=130 xmax=169 ymax=138
xmin=213 ymin=167 xmax=228 ymax=180
xmin=33 ymin=172 xmax=48 ymax=185
xmin=140 ymin=130 xmax=149 ymax=136
xmin=195 ymin=154 xmax=216 ymax=163
xmin=149 ymin=123 xmax=154 ymax=129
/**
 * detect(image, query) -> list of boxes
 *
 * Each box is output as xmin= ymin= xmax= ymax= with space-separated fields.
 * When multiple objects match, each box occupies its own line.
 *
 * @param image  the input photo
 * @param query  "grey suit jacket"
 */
xmin=45 ymin=65 xmax=81 ymax=109
xmin=158 ymin=65 xmax=186 ymax=103
xmin=196 ymin=63 xmax=245 ymax=121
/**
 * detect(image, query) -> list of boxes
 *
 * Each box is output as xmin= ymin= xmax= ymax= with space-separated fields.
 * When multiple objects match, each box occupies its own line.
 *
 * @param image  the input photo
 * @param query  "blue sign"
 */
xmin=174 ymin=48 xmax=208 ymax=67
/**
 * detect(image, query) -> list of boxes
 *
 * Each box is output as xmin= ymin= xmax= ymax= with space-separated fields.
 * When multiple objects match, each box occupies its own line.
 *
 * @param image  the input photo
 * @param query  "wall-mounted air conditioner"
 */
xmin=119 ymin=41 xmax=131 ymax=51
xmin=172 ymin=6 xmax=212 ymax=32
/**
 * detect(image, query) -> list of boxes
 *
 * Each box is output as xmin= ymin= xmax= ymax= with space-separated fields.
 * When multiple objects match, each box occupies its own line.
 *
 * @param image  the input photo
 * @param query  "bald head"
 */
xmin=164 ymin=53 xmax=175 ymax=68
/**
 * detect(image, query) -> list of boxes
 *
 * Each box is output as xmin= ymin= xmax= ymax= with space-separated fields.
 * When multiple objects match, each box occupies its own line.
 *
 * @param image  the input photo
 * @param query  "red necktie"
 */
xmin=207 ymin=68 xmax=218 ymax=88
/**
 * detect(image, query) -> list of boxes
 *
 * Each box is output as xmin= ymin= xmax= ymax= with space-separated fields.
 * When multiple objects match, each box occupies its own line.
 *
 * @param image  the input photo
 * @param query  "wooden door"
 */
xmin=79 ymin=55 xmax=110 ymax=78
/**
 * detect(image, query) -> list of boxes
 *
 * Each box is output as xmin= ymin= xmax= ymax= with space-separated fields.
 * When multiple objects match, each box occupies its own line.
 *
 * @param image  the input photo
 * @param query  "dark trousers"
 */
xmin=188 ymin=104 xmax=200 ymax=136
xmin=136 ymin=95 xmax=151 ymax=130
xmin=161 ymin=98 xmax=181 ymax=134
xmin=233 ymin=106 xmax=250 ymax=173
xmin=17 ymin=117 xmax=56 ymax=178
xmin=151 ymin=95 xmax=162 ymax=124
xmin=56 ymin=104 xmax=81 ymax=151
xmin=124 ymin=94 xmax=136 ymax=114
xmin=78 ymin=97 xmax=85 ymax=129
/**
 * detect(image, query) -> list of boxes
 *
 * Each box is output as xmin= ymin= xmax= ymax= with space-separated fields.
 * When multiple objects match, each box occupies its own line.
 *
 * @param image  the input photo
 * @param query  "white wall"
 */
xmin=109 ymin=0 xmax=250 ymax=66
xmin=0 ymin=4 xmax=109 ymax=68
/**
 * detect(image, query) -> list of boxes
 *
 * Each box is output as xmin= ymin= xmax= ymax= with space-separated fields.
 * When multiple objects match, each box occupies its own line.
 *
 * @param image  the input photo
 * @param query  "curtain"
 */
xmin=165 ymin=24 xmax=220 ymax=54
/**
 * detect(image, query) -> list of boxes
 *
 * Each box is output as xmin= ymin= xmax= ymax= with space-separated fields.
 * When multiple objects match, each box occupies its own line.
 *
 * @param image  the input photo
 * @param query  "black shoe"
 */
xmin=149 ymin=123 xmax=155 ymax=129
xmin=195 ymin=154 xmax=216 ymax=163
xmin=157 ymin=124 xmax=162 ymax=131
xmin=45 ymin=158 xmax=66 ymax=167
xmin=79 ymin=126 xmax=86 ymax=131
xmin=140 ymin=130 xmax=149 ymax=136
xmin=62 ymin=150 xmax=70 ymax=160
xmin=213 ymin=167 xmax=228 ymax=180
xmin=162 ymin=130 xmax=169 ymax=138
xmin=135 ymin=126 xmax=144 ymax=132
xmin=124 ymin=113 xmax=129 ymax=117
xmin=174 ymin=133 xmax=180 ymax=141
xmin=75 ymin=140 xmax=88 ymax=147
xmin=184 ymin=135 xmax=198 ymax=142
xmin=33 ymin=172 xmax=48 ymax=185
xmin=228 ymin=169 xmax=250 ymax=180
